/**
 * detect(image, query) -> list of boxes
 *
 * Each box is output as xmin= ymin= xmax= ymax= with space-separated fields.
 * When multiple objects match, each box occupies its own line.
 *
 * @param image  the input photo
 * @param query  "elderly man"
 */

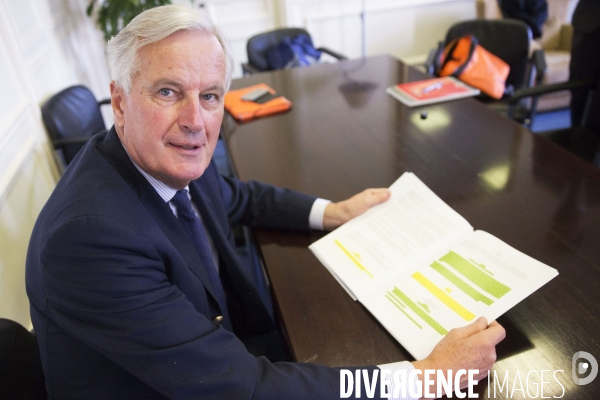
xmin=26 ymin=5 xmax=504 ymax=399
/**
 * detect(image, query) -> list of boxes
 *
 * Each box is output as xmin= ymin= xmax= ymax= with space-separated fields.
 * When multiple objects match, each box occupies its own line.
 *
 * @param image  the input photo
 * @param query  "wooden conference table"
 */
xmin=222 ymin=55 xmax=600 ymax=398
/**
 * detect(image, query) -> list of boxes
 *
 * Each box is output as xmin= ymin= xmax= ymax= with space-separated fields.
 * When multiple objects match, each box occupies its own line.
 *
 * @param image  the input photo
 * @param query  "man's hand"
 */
xmin=322 ymin=189 xmax=391 ymax=230
xmin=412 ymin=317 xmax=506 ymax=399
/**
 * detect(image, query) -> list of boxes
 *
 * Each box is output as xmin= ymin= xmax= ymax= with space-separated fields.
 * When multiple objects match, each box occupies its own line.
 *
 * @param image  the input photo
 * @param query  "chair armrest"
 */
xmin=52 ymin=135 xmax=93 ymax=147
xmin=509 ymin=79 xmax=597 ymax=104
xmin=507 ymin=79 xmax=596 ymax=123
xmin=241 ymin=62 xmax=261 ymax=76
xmin=317 ymin=47 xmax=347 ymax=61
xmin=531 ymin=49 xmax=547 ymax=85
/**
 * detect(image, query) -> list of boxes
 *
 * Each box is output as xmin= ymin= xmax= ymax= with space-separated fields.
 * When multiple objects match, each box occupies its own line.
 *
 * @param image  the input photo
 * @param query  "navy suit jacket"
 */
xmin=26 ymin=128 xmax=382 ymax=399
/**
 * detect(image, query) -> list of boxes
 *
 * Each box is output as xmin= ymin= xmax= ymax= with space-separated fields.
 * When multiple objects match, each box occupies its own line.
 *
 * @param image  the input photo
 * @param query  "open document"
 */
xmin=309 ymin=173 xmax=558 ymax=360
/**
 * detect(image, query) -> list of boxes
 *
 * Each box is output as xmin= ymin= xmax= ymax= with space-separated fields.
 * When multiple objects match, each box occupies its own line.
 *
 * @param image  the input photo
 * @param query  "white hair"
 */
xmin=106 ymin=5 xmax=233 ymax=94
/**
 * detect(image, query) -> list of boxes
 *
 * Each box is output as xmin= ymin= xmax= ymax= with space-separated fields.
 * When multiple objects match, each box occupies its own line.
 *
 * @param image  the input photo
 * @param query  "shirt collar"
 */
xmin=123 ymin=145 xmax=188 ymax=202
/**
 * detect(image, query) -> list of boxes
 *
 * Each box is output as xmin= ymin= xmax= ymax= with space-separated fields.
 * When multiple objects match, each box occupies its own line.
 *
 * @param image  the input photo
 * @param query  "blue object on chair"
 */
xmin=266 ymin=34 xmax=322 ymax=70
xmin=242 ymin=27 xmax=346 ymax=75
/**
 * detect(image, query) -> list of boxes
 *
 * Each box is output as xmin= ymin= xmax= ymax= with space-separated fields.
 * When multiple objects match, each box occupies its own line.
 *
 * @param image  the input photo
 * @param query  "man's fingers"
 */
xmin=323 ymin=188 xmax=390 ymax=229
xmin=483 ymin=320 xmax=506 ymax=345
xmin=453 ymin=316 xmax=488 ymax=339
xmin=457 ymin=318 xmax=505 ymax=345
xmin=343 ymin=188 xmax=390 ymax=218
xmin=360 ymin=188 xmax=390 ymax=207
xmin=487 ymin=320 xmax=502 ymax=330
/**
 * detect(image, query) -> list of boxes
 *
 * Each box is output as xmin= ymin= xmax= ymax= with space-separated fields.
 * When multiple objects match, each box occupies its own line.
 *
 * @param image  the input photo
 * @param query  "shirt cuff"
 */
xmin=377 ymin=361 xmax=419 ymax=400
xmin=308 ymin=198 xmax=331 ymax=230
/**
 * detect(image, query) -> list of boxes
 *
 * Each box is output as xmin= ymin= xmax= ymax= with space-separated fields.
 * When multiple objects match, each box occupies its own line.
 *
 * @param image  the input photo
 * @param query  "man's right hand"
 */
xmin=411 ymin=317 xmax=506 ymax=399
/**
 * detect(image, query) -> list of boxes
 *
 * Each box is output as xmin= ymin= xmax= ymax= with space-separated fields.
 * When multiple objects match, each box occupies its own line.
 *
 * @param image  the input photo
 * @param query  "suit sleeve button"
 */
xmin=213 ymin=316 xmax=223 ymax=323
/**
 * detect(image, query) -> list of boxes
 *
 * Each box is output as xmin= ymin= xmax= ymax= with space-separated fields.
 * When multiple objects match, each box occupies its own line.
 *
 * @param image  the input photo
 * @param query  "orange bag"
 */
xmin=224 ymin=83 xmax=292 ymax=121
xmin=436 ymin=35 xmax=510 ymax=100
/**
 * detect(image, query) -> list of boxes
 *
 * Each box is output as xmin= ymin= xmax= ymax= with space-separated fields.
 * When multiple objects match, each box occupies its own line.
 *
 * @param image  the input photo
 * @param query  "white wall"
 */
xmin=0 ymin=0 xmax=110 ymax=329
xmin=200 ymin=0 xmax=476 ymax=76
xmin=280 ymin=0 xmax=476 ymax=64
xmin=0 ymin=0 xmax=475 ymax=329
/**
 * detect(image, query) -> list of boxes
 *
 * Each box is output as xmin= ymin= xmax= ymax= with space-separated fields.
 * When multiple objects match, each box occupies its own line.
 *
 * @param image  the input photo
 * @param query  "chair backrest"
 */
xmin=0 ymin=319 xmax=46 ymax=400
xmin=446 ymin=19 xmax=532 ymax=90
xmin=41 ymin=85 xmax=106 ymax=165
xmin=246 ymin=28 xmax=312 ymax=72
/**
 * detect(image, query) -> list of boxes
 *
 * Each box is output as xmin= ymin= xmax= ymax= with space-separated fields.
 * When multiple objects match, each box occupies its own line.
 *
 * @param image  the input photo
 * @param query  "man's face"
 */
xmin=111 ymin=30 xmax=227 ymax=189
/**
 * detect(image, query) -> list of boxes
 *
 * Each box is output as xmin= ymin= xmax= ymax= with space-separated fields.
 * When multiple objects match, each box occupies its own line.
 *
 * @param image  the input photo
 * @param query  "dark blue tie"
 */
xmin=171 ymin=190 xmax=231 ymax=330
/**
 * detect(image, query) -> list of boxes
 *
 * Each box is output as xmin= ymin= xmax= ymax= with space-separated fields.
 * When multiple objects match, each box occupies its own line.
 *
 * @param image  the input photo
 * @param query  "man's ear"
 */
xmin=110 ymin=81 xmax=126 ymax=129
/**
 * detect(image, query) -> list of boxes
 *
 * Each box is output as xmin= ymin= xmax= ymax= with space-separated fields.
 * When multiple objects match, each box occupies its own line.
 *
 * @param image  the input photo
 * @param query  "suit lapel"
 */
xmin=98 ymin=128 xmax=224 ymax=311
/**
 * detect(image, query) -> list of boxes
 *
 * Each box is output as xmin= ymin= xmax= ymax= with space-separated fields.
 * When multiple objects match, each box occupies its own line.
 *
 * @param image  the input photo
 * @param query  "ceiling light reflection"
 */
xmin=410 ymin=108 xmax=451 ymax=134
xmin=480 ymin=164 xmax=511 ymax=191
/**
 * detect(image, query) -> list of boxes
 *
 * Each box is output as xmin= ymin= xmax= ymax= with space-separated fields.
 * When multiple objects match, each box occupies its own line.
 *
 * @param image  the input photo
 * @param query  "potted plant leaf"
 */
xmin=86 ymin=0 xmax=173 ymax=41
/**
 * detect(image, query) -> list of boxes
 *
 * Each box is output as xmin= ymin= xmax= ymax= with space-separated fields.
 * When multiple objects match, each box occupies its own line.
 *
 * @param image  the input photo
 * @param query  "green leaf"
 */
xmin=86 ymin=0 xmax=95 ymax=17
xmin=87 ymin=0 xmax=176 ymax=42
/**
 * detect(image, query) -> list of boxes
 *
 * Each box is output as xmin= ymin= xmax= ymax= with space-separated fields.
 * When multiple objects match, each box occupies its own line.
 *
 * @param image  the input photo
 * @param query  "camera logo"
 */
xmin=572 ymin=351 xmax=598 ymax=385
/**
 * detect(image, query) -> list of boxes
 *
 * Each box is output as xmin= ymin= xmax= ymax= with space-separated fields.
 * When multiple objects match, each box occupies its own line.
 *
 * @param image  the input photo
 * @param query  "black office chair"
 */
xmin=508 ymin=79 xmax=600 ymax=165
xmin=41 ymin=85 xmax=111 ymax=168
xmin=242 ymin=28 xmax=347 ymax=75
xmin=426 ymin=19 xmax=546 ymax=124
xmin=0 ymin=319 xmax=46 ymax=400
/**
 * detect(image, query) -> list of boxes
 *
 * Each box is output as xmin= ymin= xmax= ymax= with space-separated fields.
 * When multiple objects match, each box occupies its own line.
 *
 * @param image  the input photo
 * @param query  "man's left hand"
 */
xmin=323 ymin=189 xmax=391 ymax=230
